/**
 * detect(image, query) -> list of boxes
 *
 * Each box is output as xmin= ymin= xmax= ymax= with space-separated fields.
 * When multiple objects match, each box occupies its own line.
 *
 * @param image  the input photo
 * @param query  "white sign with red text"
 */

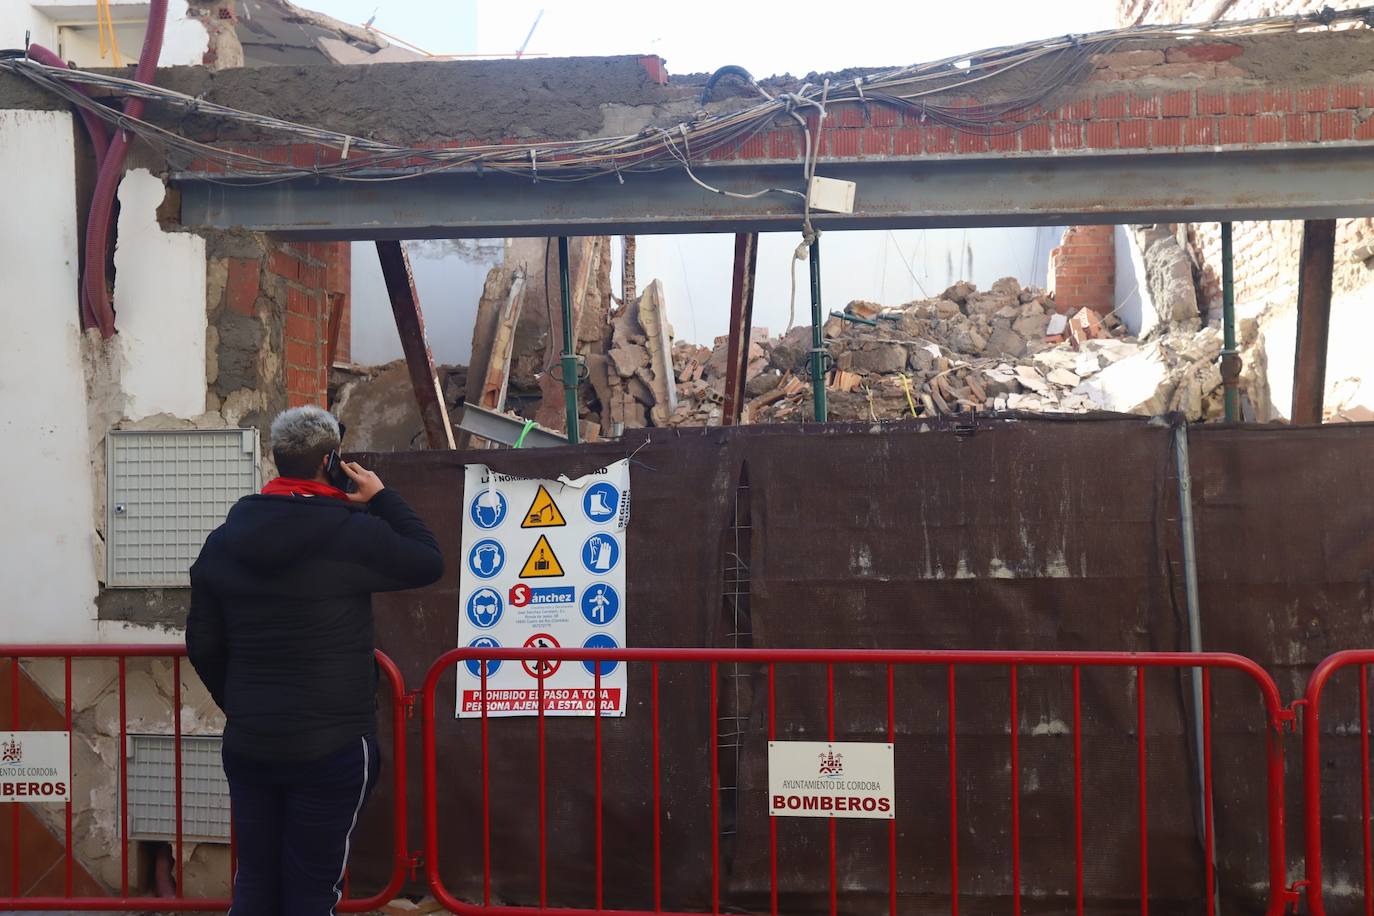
xmin=0 ymin=732 xmax=70 ymax=803
xmin=768 ymin=741 xmax=895 ymax=820
xmin=457 ymin=459 xmax=629 ymax=718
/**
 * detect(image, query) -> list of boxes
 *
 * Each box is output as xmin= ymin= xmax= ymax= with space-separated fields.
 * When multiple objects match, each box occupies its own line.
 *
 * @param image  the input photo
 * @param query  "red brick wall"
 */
xmin=1049 ymin=226 xmax=1116 ymax=313
xmin=188 ymin=41 xmax=1374 ymax=173
xmin=182 ymin=31 xmax=1374 ymax=329
xmin=268 ymin=241 xmax=351 ymax=408
xmin=1115 ymin=0 xmax=1374 ymax=313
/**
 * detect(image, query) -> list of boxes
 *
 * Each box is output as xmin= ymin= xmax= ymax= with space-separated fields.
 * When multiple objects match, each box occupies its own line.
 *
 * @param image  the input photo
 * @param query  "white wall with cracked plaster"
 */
xmin=0 ymin=109 xmax=102 ymax=641
xmin=1 ymin=121 xmax=213 ymax=643
xmin=113 ymin=168 xmax=207 ymax=421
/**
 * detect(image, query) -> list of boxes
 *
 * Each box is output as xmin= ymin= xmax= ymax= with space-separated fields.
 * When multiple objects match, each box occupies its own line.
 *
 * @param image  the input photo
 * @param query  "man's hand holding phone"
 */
xmin=342 ymin=461 xmax=385 ymax=504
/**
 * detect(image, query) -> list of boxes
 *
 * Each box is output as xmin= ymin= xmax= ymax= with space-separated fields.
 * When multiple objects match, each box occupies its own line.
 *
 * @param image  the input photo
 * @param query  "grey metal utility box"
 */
xmin=106 ymin=429 xmax=258 ymax=587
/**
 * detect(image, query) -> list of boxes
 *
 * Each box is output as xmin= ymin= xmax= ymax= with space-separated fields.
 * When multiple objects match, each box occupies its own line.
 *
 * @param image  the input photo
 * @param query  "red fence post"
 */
xmin=1073 ymin=666 xmax=1084 ymax=916
xmin=415 ymin=645 xmax=1293 ymax=916
xmin=1303 ymin=650 xmax=1374 ymax=916
xmin=948 ymin=664 xmax=959 ymax=916
xmin=0 ymin=645 xmax=407 ymax=914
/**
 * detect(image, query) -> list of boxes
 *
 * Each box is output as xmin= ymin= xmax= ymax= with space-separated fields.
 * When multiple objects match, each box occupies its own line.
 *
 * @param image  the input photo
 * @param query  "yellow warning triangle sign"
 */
xmin=519 ymin=534 xmax=565 ymax=578
xmin=521 ymin=484 xmax=567 ymax=528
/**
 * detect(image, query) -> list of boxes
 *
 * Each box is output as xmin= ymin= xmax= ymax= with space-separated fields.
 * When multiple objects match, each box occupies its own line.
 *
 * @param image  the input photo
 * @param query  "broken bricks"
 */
xmin=467 ymin=261 xmax=1223 ymax=436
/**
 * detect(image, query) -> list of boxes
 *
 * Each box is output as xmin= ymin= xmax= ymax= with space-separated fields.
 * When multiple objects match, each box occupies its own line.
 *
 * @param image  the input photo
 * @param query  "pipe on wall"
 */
xmin=82 ymin=0 xmax=170 ymax=338
xmin=23 ymin=46 xmax=111 ymax=164
xmin=24 ymin=45 xmax=113 ymax=328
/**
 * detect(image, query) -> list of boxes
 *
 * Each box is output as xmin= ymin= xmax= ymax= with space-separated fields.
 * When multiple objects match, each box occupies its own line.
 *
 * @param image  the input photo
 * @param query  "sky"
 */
xmin=336 ymin=0 xmax=1121 ymax=361
xmin=304 ymin=1 xmax=1116 ymax=75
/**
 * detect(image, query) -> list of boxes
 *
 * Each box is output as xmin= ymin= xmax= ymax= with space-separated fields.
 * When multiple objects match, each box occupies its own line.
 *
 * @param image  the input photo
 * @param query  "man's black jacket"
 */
xmin=187 ymin=487 xmax=443 ymax=762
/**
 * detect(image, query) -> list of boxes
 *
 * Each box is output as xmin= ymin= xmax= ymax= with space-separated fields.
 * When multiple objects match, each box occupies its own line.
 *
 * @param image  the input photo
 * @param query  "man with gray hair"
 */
xmin=187 ymin=405 xmax=443 ymax=915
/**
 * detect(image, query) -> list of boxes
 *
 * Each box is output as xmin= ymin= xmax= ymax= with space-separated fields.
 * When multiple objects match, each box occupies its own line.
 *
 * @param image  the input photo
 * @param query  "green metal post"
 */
xmin=808 ymin=237 xmax=828 ymax=422
xmin=1220 ymin=222 xmax=1239 ymax=421
xmin=557 ymin=236 xmax=580 ymax=444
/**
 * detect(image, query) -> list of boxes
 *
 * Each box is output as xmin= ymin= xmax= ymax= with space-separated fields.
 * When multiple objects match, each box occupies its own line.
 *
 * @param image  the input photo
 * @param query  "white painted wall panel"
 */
xmin=0 ymin=109 xmax=101 ymax=641
xmin=113 ymin=168 xmax=207 ymax=421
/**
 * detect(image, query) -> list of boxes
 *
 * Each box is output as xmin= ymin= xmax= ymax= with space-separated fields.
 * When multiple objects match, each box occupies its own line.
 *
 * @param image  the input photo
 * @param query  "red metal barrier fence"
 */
xmin=0 ymin=645 xmax=409 ymax=912
xmin=1304 ymin=650 xmax=1374 ymax=916
xmin=20 ymin=645 xmax=1374 ymax=915
xmin=421 ymin=647 xmax=1292 ymax=916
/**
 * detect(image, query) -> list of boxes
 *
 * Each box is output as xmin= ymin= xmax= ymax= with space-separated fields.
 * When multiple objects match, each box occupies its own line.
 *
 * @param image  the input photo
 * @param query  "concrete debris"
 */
xmin=631 ymin=280 xmax=678 ymax=425
xmin=651 ymin=277 xmax=1230 ymax=425
xmin=1075 ymin=330 xmax=1223 ymax=415
xmin=341 ymin=272 xmax=1230 ymax=448
xmin=331 ymin=360 xmax=471 ymax=450
xmin=1134 ymin=225 xmax=1202 ymax=331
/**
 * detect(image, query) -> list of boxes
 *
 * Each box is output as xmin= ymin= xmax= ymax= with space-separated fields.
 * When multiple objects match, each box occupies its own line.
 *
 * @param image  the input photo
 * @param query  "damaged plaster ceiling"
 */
xmin=236 ymin=0 xmax=423 ymax=67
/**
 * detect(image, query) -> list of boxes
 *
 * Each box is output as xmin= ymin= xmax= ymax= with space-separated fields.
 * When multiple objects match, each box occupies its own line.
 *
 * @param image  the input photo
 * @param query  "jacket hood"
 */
xmin=216 ymin=493 xmax=360 ymax=573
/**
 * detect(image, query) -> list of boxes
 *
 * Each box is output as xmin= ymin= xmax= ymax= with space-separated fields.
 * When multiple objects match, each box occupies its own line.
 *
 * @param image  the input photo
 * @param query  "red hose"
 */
xmin=83 ymin=0 xmax=169 ymax=338
xmin=25 ymin=46 xmax=111 ymax=163
xmin=26 ymin=45 xmax=112 ymax=328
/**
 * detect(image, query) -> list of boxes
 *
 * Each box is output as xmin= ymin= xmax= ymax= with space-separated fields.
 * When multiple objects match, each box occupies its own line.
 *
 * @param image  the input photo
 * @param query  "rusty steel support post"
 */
xmin=809 ymin=237 xmax=828 ymax=422
xmin=375 ymin=240 xmax=456 ymax=449
xmin=722 ymin=233 xmax=759 ymax=426
xmin=621 ymin=235 xmax=637 ymax=307
xmin=557 ymin=236 xmax=581 ymax=444
xmin=325 ymin=291 xmax=345 ymax=371
xmin=1291 ymin=219 xmax=1336 ymax=425
xmin=1219 ymin=223 xmax=1240 ymax=422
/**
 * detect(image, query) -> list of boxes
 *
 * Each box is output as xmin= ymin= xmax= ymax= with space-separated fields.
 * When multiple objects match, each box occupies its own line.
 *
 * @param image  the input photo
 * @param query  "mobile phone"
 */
xmin=326 ymin=421 xmax=357 ymax=492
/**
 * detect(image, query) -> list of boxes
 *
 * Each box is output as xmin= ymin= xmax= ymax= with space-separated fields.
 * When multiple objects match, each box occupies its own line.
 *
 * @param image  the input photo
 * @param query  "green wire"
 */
xmin=514 ymin=419 xmax=536 ymax=449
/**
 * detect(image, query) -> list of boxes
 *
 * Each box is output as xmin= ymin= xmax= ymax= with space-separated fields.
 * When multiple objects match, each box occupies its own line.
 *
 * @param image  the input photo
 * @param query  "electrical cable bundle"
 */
xmin=1 ymin=4 xmax=1368 ymax=199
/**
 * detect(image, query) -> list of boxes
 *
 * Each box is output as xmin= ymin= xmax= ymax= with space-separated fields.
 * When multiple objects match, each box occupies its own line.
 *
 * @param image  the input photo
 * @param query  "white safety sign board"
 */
xmin=768 ymin=741 xmax=895 ymax=820
xmin=0 ymin=732 xmax=70 ymax=802
xmin=457 ymin=459 xmax=630 ymax=718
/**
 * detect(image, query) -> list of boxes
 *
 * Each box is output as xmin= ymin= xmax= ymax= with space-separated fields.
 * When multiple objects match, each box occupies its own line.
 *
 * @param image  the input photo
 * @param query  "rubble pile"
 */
xmin=333 ymin=276 xmax=1227 ymax=448
xmin=585 ymin=280 xmax=678 ymax=433
xmin=659 ymin=277 xmax=1226 ymax=425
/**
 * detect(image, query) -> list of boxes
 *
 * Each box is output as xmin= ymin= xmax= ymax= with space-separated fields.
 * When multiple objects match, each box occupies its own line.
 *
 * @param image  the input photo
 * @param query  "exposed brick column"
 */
xmin=1049 ymin=225 xmax=1117 ymax=314
xmin=269 ymin=242 xmax=330 ymax=408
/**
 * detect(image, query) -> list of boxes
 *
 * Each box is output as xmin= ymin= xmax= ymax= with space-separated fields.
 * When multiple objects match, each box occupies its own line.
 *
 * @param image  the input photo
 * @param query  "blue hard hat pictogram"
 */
xmin=469 ymin=490 xmax=508 ymax=529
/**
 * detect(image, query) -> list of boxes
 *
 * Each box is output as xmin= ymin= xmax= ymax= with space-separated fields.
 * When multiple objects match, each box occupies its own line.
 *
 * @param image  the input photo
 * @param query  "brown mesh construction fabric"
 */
xmin=1189 ymin=423 xmax=1374 ymax=916
xmin=350 ymin=430 xmax=739 ymax=910
xmin=337 ymin=418 xmax=1374 ymax=916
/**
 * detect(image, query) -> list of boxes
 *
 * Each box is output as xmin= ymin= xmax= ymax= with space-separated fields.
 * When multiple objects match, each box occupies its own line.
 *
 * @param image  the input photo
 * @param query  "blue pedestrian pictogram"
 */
xmin=466 ymin=587 xmax=504 ymax=629
xmin=582 ymin=482 xmax=621 ymax=524
xmin=581 ymin=634 xmax=620 ymax=677
xmin=580 ymin=583 xmax=620 ymax=626
xmin=580 ymin=533 xmax=620 ymax=574
xmin=467 ymin=538 xmax=506 ymax=579
xmin=469 ymin=490 xmax=508 ymax=529
xmin=465 ymin=636 xmax=502 ymax=678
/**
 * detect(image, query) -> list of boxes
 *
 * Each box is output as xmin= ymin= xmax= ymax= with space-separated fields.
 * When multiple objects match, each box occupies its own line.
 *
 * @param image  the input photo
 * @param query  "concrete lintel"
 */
xmin=177 ymin=144 xmax=1374 ymax=239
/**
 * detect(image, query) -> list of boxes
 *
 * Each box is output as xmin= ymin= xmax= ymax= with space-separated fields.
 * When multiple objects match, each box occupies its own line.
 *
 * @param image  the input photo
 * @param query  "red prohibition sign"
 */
xmin=523 ymin=633 xmax=561 ymax=679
